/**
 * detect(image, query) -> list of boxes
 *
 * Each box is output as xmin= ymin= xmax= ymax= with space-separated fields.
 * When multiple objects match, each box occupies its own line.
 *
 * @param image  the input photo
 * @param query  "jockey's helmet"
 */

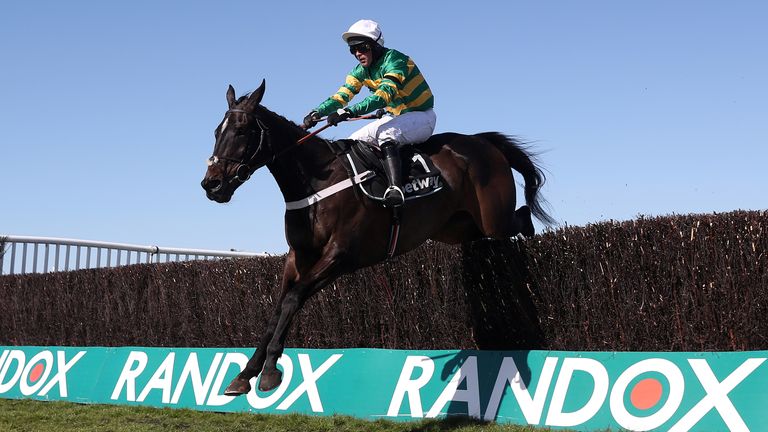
xmin=342 ymin=19 xmax=385 ymax=47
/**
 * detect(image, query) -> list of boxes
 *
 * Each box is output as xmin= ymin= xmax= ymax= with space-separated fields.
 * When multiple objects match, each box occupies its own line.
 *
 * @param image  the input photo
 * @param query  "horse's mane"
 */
xmin=236 ymin=93 xmax=334 ymax=172
xmin=236 ymin=94 xmax=305 ymax=134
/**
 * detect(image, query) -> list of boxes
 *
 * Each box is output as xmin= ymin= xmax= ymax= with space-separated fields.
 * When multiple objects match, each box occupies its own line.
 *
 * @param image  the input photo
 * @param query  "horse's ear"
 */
xmin=226 ymin=85 xmax=236 ymax=109
xmin=245 ymin=79 xmax=266 ymax=111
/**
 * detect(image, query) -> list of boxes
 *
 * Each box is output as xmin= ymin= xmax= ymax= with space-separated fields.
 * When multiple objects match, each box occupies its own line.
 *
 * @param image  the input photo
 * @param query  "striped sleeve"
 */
xmin=316 ymin=71 xmax=364 ymax=116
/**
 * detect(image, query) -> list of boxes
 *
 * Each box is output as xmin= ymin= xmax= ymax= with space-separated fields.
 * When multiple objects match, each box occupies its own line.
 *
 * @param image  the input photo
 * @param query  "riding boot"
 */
xmin=380 ymin=141 xmax=405 ymax=207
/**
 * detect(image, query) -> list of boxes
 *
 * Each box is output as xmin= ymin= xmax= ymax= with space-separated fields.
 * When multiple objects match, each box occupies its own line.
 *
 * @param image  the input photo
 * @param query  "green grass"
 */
xmin=0 ymin=399 xmax=580 ymax=432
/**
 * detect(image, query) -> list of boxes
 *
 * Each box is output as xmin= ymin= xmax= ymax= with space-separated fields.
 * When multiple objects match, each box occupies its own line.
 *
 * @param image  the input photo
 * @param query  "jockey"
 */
xmin=303 ymin=19 xmax=436 ymax=208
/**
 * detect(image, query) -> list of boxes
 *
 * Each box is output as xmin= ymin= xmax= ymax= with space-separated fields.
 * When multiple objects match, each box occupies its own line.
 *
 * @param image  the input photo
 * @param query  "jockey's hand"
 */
xmin=327 ymin=108 xmax=352 ymax=126
xmin=302 ymin=111 xmax=321 ymax=129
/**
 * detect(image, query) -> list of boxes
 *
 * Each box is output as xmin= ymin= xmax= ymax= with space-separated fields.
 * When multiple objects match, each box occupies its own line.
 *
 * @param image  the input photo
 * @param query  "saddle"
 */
xmin=322 ymin=139 xmax=444 ymax=259
xmin=327 ymin=139 xmax=444 ymax=204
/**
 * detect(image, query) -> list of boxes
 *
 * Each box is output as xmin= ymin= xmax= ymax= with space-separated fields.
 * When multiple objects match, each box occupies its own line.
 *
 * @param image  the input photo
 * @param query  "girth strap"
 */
xmin=285 ymin=170 xmax=375 ymax=210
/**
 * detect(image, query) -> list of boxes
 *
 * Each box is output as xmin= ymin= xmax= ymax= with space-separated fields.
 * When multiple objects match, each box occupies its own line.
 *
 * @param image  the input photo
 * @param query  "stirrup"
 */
xmin=382 ymin=186 xmax=405 ymax=207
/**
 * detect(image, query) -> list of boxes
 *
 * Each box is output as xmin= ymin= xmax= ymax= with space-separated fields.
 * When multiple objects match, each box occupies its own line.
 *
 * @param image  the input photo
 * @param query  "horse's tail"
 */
xmin=478 ymin=132 xmax=556 ymax=226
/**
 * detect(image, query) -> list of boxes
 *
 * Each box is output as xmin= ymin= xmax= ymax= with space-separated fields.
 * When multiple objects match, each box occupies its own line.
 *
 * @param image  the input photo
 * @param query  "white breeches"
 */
xmin=348 ymin=109 xmax=437 ymax=146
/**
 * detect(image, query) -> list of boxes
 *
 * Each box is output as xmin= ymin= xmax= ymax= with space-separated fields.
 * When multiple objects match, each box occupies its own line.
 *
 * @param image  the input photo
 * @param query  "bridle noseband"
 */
xmin=207 ymin=109 xmax=272 ymax=185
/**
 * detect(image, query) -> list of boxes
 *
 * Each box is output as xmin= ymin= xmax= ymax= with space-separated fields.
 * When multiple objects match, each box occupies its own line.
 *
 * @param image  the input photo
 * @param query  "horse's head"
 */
xmin=201 ymin=80 xmax=273 ymax=203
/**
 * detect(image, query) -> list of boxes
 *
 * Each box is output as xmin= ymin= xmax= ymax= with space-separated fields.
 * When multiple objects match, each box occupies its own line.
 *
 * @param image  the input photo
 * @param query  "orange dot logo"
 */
xmin=28 ymin=363 xmax=45 ymax=383
xmin=630 ymin=378 xmax=663 ymax=410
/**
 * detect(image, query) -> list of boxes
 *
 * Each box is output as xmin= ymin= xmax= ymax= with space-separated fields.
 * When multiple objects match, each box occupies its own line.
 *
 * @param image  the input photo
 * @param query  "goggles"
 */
xmin=349 ymin=42 xmax=373 ymax=54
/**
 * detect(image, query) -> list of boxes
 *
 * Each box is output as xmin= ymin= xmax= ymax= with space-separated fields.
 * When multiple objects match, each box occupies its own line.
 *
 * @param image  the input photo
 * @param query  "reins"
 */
xmin=268 ymin=110 xmax=384 ymax=163
xmin=297 ymin=123 xmax=332 ymax=145
xmin=209 ymin=108 xmax=385 ymax=185
xmin=297 ymin=110 xmax=385 ymax=145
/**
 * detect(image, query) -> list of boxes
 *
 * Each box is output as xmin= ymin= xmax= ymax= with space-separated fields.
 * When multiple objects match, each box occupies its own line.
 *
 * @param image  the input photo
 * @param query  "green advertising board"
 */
xmin=0 ymin=346 xmax=765 ymax=431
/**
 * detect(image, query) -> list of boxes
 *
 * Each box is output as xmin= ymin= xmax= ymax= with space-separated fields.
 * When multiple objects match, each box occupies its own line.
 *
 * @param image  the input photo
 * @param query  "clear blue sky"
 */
xmin=2 ymin=1 xmax=766 ymax=254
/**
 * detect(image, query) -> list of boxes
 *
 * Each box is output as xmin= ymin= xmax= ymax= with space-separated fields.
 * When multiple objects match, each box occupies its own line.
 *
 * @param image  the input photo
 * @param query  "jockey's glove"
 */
xmin=327 ymin=108 xmax=352 ymax=126
xmin=302 ymin=111 xmax=322 ymax=129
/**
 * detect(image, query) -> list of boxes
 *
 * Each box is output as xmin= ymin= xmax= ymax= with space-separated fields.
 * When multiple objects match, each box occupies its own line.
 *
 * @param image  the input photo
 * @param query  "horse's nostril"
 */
xmin=202 ymin=178 xmax=223 ymax=193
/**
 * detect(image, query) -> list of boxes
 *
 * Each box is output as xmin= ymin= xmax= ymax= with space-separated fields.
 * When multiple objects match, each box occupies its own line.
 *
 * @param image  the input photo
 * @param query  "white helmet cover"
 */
xmin=342 ymin=19 xmax=385 ymax=46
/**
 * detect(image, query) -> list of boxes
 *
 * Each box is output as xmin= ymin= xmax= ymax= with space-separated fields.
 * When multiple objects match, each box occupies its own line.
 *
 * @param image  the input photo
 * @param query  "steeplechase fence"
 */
xmin=2 ymin=210 xmax=768 ymax=430
xmin=0 ymin=235 xmax=267 ymax=276
xmin=3 ymin=210 xmax=766 ymax=351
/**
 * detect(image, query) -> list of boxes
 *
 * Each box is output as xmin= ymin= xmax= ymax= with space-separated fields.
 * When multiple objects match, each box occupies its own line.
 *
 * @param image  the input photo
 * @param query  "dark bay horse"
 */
xmin=201 ymin=80 xmax=554 ymax=395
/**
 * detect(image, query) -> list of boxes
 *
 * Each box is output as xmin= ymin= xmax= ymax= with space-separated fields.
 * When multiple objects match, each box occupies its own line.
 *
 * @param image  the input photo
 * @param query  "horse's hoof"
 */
xmin=516 ymin=205 xmax=535 ymax=237
xmin=224 ymin=377 xmax=251 ymax=396
xmin=258 ymin=369 xmax=283 ymax=392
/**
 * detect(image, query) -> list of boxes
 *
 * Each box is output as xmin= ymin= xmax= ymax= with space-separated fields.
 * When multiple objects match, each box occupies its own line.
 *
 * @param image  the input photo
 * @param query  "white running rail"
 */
xmin=0 ymin=235 xmax=269 ymax=276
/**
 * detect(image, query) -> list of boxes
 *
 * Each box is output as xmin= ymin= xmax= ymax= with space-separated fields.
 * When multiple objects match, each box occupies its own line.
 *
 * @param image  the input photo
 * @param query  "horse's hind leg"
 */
xmin=473 ymin=174 xmax=534 ymax=238
xmin=514 ymin=205 xmax=535 ymax=237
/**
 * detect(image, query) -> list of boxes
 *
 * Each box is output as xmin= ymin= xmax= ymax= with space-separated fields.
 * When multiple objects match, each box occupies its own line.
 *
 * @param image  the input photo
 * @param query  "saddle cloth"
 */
xmin=329 ymin=139 xmax=444 ymax=203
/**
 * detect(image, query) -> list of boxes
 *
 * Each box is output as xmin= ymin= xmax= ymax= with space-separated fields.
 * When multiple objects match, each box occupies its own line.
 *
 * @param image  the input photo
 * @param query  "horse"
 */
xmin=201 ymin=80 xmax=555 ymax=395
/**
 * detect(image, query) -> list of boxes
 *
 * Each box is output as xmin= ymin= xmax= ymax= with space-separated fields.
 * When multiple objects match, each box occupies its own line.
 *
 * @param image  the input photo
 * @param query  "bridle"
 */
xmin=206 ymin=106 xmax=381 ymax=187
xmin=207 ymin=108 xmax=272 ymax=185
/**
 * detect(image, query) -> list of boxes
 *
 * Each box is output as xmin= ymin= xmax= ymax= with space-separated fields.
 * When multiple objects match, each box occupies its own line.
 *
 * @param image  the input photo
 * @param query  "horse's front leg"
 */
xmin=224 ymin=253 xmax=299 ymax=396
xmin=257 ymin=248 xmax=346 ymax=392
